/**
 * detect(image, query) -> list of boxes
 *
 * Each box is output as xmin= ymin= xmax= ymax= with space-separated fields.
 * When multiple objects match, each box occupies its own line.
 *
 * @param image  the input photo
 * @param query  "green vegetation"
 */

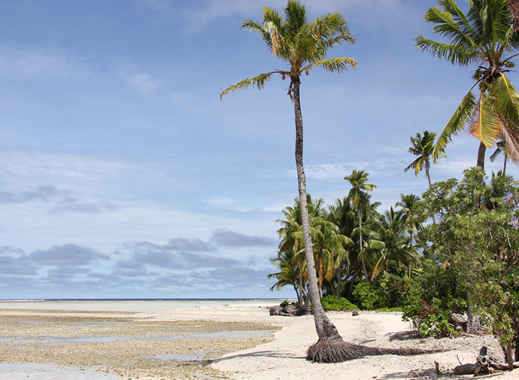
xmin=322 ymin=295 xmax=359 ymax=312
xmin=417 ymin=0 xmax=519 ymax=170
xmin=221 ymin=0 xmax=519 ymax=366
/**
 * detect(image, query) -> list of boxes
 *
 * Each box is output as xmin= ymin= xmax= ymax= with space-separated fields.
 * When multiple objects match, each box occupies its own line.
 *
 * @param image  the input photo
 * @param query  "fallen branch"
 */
xmin=452 ymin=346 xmax=519 ymax=376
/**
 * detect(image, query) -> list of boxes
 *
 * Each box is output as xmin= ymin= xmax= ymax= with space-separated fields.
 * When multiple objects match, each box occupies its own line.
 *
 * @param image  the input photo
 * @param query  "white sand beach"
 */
xmin=1 ymin=300 xmax=519 ymax=379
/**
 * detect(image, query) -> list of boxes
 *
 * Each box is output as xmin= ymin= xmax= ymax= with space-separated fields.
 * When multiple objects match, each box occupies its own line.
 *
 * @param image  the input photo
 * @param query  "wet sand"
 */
xmin=0 ymin=301 xmax=281 ymax=379
xmin=4 ymin=301 xmax=519 ymax=379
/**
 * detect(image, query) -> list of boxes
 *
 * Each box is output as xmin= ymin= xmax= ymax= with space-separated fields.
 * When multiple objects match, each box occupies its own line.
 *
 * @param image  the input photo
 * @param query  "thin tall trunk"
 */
xmin=359 ymin=209 xmax=368 ymax=280
xmin=293 ymin=285 xmax=303 ymax=306
xmin=425 ymin=160 xmax=432 ymax=189
xmin=504 ymin=156 xmax=507 ymax=176
xmin=477 ymin=142 xmax=486 ymax=171
xmin=291 ymin=76 xmax=341 ymax=340
xmin=425 ymin=160 xmax=437 ymax=224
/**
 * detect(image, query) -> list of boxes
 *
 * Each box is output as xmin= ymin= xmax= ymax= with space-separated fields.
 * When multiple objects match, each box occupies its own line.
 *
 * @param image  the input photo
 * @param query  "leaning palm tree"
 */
xmin=221 ymin=0 xmax=438 ymax=363
xmin=220 ymin=0 xmax=357 ymax=362
xmin=417 ymin=0 xmax=519 ymax=170
xmin=405 ymin=131 xmax=439 ymax=188
xmin=344 ymin=169 xmax=376 ymax=279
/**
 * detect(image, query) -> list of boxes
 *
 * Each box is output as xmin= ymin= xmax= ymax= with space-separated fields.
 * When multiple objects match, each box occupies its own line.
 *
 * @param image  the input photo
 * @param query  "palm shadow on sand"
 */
xmin=203 ymin=350 xmax=305 ymax=366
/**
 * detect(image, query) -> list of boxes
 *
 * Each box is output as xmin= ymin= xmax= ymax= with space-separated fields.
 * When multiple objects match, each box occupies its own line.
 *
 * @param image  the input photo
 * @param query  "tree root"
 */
xmin=306 ymin=336 xmax=446 ymax=363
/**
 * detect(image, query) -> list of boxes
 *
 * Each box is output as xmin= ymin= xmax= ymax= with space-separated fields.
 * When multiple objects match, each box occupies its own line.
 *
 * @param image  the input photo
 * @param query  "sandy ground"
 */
xmin=212 ymin=311 xmax=519 ymax=380
xmin=2 ymin=301 xmax=519 ymax=379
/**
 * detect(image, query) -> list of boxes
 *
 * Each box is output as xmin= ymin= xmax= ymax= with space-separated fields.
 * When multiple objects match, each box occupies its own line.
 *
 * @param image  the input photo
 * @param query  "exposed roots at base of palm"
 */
xmin=306 ymin=336 xmax=445 ymax=363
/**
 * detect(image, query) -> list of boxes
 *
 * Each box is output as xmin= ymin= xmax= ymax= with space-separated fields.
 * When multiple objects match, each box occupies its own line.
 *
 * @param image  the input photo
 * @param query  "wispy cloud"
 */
xmin=294 ymin=158 xmax=406 ymax=181
xmin=0 ymin=48 xmax=89 ymax=79
xmin=123 ymin=72 xmax=159 ymax=93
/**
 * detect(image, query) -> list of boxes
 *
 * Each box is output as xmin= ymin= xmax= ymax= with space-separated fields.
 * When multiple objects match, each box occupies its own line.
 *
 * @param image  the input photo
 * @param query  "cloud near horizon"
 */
xmin=0 ymin=229 xmax=280 ymax=299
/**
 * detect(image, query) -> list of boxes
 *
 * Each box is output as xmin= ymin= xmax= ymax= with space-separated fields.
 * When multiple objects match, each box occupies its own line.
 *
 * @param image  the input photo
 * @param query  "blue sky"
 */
xmin=1 ymin=0 xmax=518 ymax=299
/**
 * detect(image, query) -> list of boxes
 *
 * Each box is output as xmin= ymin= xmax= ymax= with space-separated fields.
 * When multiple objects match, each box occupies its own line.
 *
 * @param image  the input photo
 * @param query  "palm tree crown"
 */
xmin=220 ymin=0 xmax=357 ymax=100
xmin=344 ymin=170 xmax=376 ymax=208
xmin=417 ymin=0 xmax=519 ymax=169
xmin=405 ymin=130 xmax=439 ymax=187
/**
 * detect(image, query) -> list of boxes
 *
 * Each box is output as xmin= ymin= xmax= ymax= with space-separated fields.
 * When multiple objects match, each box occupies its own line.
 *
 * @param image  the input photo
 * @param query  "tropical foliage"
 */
xmin=417 ymin=0 xmax=519 ymax=169
xmin=405 ymin=130 xmax=439 ymax=188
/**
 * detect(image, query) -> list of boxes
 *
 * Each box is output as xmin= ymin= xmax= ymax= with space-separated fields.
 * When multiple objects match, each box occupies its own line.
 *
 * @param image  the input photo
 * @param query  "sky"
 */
xmin=1 ymin=0 xmax=518 ymax=299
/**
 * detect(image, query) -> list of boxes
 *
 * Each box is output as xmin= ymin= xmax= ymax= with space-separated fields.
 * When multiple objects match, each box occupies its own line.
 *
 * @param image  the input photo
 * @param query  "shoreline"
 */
xmin=1 ymin=301 xmax=519 ymax=379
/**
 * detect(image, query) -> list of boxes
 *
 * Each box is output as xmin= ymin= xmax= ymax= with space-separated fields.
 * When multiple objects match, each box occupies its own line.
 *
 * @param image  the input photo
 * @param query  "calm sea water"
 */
xmin=0 ymin=298 xmax=284 ymax=313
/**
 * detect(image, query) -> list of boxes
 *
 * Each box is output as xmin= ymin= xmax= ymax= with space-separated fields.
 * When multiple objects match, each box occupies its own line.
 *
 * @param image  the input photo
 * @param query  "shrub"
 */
xmin=374 ymin=307 xmax=403 ymax=312
xmin=403 ymin=297 xmax=461 ymax=338
xmin=322 ymin=295 xmax=359 ymax=311
xmin=352 ymin=281 xmax=383 ymax=310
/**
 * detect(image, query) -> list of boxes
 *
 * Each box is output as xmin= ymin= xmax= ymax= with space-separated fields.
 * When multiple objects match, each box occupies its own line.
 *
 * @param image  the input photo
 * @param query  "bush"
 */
xmin=322 ymin=295 xmax=359 ymax=311
xmin=374 ymin=307 xmax=403 ymax=312
xmin=352 ymin=281 xmax=383 ymax=310
xmin=403 ymin=297 xmax=461 ymax=338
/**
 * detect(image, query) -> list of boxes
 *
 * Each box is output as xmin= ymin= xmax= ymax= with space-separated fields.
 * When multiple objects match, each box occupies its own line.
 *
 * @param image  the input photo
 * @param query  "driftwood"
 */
xmin=269 ymin=303 xmax=308 ymax=316
xmin=453 ymin=346 xmax=519 ymax=376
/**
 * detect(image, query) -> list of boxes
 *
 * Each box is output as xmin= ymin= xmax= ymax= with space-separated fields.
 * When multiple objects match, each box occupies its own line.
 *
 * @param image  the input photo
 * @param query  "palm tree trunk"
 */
xmin=359 ymin=209 xmax=368 ymax=280
xmin=510 ymin=0 xmax=519 ymax=30
xmin=425 ymin=160 xmax=432 ymax=189
xmin=425 ymin=160 xmax=437 ymax=224
xmin=291 ymin=76 xmax=341 ymax=341
xmin=477 ymin=142 xmax=486 ymax=171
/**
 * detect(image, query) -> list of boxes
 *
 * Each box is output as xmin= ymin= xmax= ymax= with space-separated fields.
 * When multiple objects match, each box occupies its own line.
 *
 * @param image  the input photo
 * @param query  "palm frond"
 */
xmin=433 ymin=90 xmax=477 ymax=161
xmin=263 ymin=7 xmax=285 ymax=56
xmin=416 ymin=36 xmax=479 ymax=65
xmin=470 ymin=90 xmax=502 ymax=148
xmin=285 ymin=0 xmax=306 ymax=38
xmin=242 ymin=19 xmax=272 ymax=48
xmin=310 ymin=57 xmax=357 ymax=73
xmin=404 ymin=157 xmax=424 ymax=175
xmin=220 ymin=71 xmax=281 ymax=100
xmin=439 ymin=0 xmax=477 ymax=40
xmin=485 ymin=74 xmax=519 ymax=161
xmin=425 ymin=5 xmax=477 ymax=48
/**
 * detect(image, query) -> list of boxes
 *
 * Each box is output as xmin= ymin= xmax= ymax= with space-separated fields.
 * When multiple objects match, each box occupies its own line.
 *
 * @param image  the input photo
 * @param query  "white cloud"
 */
xmin=124 ymin=72 xmax=159 ymax=93
xmin=0 ymin=151 xmax=129 ymax=194
xmin=206 ymin=197 xmax=237 ymax=207
xmin=294 ymin=158 xmax=406 ymax=181
xmin=0 ymin=48 xmax=88 ymax=79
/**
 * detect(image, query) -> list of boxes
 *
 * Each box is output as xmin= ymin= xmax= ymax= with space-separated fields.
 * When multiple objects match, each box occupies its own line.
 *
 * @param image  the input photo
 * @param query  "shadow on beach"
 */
xmin=206 ymin=350 xmax=305 ymax=365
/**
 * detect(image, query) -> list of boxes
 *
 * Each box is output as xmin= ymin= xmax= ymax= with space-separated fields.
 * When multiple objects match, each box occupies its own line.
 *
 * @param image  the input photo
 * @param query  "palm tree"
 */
xmin=405 ymin=131 xmax=438 ymax=188
xmin=344 ymin=170 xmax=376 ymax=279
xmin=489 ymin=140 xmax=509 ymax=175
xmin=220 ymin=1 xmax=358 ymax=362
xmin=276 ymin=196 xmax=325 ymax=306
xmin=371 ymin=208 xmax=418 ymax=280
xmin=307 ymin=216 xmax=351 ymax=297
xmin=417 ymin=0 xmax=519 ymax=170
xmin=269 ymin=254 xmax=307 ymax=306
xmin=222 ymin=0 xmax=439 ymax=364
xmin=396 ymin=194 xmax=423 ymax=245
